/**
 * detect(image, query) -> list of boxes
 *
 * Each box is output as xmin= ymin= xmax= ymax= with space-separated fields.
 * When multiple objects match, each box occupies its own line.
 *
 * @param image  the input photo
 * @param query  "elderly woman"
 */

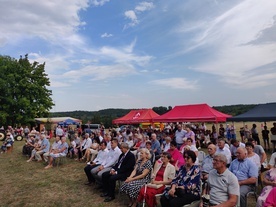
xmin=137 ymin=152 xmax=176 ymax=207
xmin=167 ymin=140 xmax=185 ymax=170
xmin=257 ymin=153 xmax=276 ymax=207
xmin=245 ymin=142 xmax=261 ymax=171
xmin=121 ymin=148 xmax=153 ymax=207
xmin=160 ymin=150 xmax=201 ymax=207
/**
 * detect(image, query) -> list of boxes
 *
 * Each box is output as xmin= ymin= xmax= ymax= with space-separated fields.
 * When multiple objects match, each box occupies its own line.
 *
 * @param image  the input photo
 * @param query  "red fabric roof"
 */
xmin=113 ymin=109 xmax=160 ymax=124
xmin=152 ymin=103 xmax=231 ymax=123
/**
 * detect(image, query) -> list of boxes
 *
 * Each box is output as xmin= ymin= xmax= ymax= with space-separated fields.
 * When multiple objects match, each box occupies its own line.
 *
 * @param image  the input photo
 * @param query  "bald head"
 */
xmin=207 ymin=144 xmax=216 ymax=156
xmin=236 ymin=147 xmax=247 ymax=160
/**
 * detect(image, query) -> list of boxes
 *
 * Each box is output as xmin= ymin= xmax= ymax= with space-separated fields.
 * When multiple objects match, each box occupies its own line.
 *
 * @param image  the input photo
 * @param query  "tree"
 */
xmin=0 ymin=54 xmax=54 ymax=126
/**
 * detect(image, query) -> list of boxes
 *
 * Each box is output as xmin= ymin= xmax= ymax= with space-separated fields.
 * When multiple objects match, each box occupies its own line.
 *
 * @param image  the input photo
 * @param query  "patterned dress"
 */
xmin=257 ymin=168 xmax=276 ymax=207
xmin=120 ymin=159 xmax=152 ymax=199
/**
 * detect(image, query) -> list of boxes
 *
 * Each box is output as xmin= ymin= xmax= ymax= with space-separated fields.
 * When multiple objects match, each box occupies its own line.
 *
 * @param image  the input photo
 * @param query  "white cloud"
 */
xmin=0 ymin=0 xmax=88 ymax=47
xmin=124 ymin=10 xmax=139 ymax=27
xmin=150 ymin=78 xmax=198 ymax=90
xmin=63 ymin=64 xmax=136 ymax=81
xmin=135 ymin=2 xmax=154 ymax=12
xmin=176 ymin=0 xmax=276 ymax=89
xmin=90 ymin=0 xmax=110 ymax=6
xmin=124 ymin=1 xmax=154 ymax=28
xmin=101 ymin=33 xmax=113 ymax=38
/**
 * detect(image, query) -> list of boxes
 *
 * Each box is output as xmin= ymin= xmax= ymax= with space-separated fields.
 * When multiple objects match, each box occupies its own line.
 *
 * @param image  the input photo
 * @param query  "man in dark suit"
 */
xmin=101 ymin=142 xmax=136 ymax=202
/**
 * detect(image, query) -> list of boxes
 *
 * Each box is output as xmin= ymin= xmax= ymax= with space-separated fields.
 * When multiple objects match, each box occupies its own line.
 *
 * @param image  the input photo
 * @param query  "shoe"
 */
xmin=87 ymin=162 xmax=91 ymax=165
xmin=104 ymin=197 xmax=115 ymax=202
xmin=96 ymin=185 xmax=103 ymax=190
xmin=198 ymin=147 xmax=201 ymax=149
xmin=84 ymin=182 xmax=92 ymax=186
xmin=100 ymin=192 xmax=108 ymax=197
xmin=44 ymin=165 xmax=53 ymax=169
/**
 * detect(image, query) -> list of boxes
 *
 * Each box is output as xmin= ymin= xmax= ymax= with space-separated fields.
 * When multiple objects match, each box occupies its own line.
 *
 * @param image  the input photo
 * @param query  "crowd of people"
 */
xmin=1 ymin=122 xmax=276 ymax=207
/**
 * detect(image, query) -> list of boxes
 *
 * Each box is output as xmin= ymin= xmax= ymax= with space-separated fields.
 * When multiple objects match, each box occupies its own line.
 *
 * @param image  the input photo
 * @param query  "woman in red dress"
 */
xmin=137 ymin=152 xmax=176 ymax=207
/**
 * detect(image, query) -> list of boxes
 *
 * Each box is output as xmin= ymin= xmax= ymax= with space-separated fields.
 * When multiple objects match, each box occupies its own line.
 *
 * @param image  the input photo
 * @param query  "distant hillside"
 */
xmin=50 ymin=104 xmax=257 ymax=127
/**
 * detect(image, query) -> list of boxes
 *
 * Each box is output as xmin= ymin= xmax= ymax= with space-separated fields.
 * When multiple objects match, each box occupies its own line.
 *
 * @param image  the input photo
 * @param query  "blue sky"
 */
xmin=1 ymin=0 xmax=276 ymax=112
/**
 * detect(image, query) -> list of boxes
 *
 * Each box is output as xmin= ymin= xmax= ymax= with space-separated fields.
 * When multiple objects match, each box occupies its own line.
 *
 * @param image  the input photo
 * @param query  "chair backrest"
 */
xmin=198 ymin=151 xmax=206 ymax=165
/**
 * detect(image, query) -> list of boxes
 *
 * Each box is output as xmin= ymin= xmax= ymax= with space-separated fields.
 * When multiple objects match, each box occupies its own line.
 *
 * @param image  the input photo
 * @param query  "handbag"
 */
xmin=175 ymin=188 xmax=186 ymax=197
xmin=147 ymin=183 xmax=163 ymax=189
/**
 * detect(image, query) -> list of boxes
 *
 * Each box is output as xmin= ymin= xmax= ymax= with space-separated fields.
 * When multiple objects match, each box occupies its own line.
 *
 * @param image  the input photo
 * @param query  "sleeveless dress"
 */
xmin=120 ymin=159 xmax=152 ymax=198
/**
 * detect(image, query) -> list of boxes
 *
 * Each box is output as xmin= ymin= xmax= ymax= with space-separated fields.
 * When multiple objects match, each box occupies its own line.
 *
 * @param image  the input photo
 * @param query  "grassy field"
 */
xmin=0 ymin=141 xmax=128 ymax=207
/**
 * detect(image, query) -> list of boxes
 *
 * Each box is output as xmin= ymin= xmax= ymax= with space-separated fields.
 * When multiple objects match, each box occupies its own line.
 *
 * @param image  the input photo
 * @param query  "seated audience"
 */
xmin=1 ymin=133 xmax=13 ymax=153
xmin=160 ymin=150 xmax=201 ymax=207
xmin=216 ymin=138 xmax=232 ymax=165
xmin=229 ymin=147 xmax=258 ymax=207
xmin=44 ymin=136 xmax=69 ymax=169
xmin=248 ymin=138 xmax=268 ymax=172
xmin=26 ymin=138 xmax=40 ymax=162
xmin=151 ymin=133 xmax=161 ymax=157
xmin=22 ymin=134 xmax=35 ymax=156
xmin=43 ymin=136 xmax=61 ymax=163
xmin=137 ymin=152 xmax=176 ymax=207
xmin=264 ymin=187 xmax=276 ymax=207
xmin=120 ymin=148 xmax=153 ymax=207
xmin=78 ymin=133 xmax=92 ymax=161
xmin=245 ymin=142 xmax=261 ymax=170
xmin=201 ymin=144 xmax=216 ymax=181
xmin=230 ymin=139 xmax=245 ymax=160
xmin=84 ymin=141 xmax=109 ymax=185
xmin=91 ymin=139 xmax=121 ymax=185
xmin=202 ymin=153 xmax=239 ymax=206
xmin=34 ymin=134 xmax=50 ymax=162
xmin=257 ymin=153 xmax=276 ymax=207
xmin=82 ymin=136 xmax=100 ymax=162
xmin=167 ymin=140 xmax=184 ymax=171
xmin=101 ymin=143 xmax=136 ymax=202
xmin=161 ymin=135 xmax=171 ymax=152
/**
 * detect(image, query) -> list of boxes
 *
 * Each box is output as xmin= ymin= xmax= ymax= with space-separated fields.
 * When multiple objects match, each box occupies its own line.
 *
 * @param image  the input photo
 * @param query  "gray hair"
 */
xmin=120 ymin=142 xmax=129 ymax=149
xmin=214 ymin=153 xmax=227 ymax=164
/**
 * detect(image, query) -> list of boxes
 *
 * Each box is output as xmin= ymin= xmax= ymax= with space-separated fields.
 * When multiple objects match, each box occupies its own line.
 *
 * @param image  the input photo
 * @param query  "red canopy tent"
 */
xmin=113 ymin=109 xmax=160 ymax=124
xmin=152 ymin=103 xmax=231 ymax=123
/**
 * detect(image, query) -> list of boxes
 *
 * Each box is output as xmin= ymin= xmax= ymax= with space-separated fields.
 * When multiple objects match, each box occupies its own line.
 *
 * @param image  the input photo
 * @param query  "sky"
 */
xmin=1 ymin=0 xmax=276 ymax=112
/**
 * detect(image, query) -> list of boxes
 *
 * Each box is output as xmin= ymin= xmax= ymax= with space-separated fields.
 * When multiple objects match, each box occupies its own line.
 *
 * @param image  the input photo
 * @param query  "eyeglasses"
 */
xmin=213 ymin=159 xmax=223 ymax=163
xmin=184 ymin=156 xmax=191 ymax=159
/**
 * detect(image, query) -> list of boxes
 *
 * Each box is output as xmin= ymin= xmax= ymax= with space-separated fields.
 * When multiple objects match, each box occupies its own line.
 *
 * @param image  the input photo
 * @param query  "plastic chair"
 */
xmin=244 ymin=179 xmax=258 ymax=207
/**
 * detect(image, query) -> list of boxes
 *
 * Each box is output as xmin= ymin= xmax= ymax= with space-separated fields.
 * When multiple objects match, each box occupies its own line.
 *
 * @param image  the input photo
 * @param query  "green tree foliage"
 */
xmin=0 ymin=55 xmax=54 ymax=126
xmin=213 ymin=104 xmax=256 ymax=116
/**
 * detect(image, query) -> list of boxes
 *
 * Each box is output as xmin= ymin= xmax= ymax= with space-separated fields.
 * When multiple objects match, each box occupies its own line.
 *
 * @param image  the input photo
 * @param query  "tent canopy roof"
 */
xmin=227 ymin=103 xmax=276 ymax=122
xmin=35 ymin=117 xmax=82 ymax=124
xmin=152 ymin=103 xmax=231 ymax=123
xmin=113 ymin=109 xmax=160 ymax=124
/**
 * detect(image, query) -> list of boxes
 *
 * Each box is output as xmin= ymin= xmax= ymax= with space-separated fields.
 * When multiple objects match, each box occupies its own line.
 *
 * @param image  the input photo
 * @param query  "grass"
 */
xmin=0 ymin=141 xmax=127 ymax=207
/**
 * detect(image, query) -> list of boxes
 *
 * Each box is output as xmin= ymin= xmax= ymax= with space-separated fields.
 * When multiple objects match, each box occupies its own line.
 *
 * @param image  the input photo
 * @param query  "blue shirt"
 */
xmin=229 ymin=158 xmax=258 ymax=181
xmin=151 ymin=139 xmax=161 ymax=155
xmin=202 ymin=155 xmax=214 ymax=173
xmin=41 ymin=138 xmax=50 ymax=153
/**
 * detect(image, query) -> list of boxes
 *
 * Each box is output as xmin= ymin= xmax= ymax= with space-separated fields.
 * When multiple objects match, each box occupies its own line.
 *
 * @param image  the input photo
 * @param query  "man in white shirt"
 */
xmin=216 ymin=138 xmax=232 ymax=165
xmin=84 ymin=141 xmax=109 ymax=185
xmin=91 ymin=139 xmax=121 ymax=185
xmin=175 ymin=124 xmax=186 ymax=149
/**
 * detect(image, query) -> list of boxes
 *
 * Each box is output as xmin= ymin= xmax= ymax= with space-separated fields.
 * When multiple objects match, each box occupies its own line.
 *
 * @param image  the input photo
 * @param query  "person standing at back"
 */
xmin=175 ymin=124 xmax=186 ymax=149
